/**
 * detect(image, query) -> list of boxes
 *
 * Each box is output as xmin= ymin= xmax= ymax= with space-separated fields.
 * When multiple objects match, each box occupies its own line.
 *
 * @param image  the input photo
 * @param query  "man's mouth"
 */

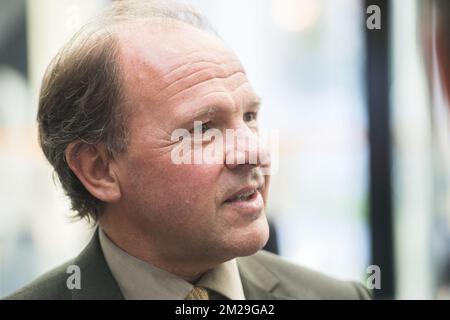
xmin=222 ymin=185 xmax=264 ymax=217
xmin=224 ymin=188 xmax=259 ymax=203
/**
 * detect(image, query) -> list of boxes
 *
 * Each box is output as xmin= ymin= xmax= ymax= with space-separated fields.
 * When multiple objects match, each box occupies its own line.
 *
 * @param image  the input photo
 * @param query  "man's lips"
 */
xmin=222 ymin=185 xmax=265 ymax=217
xmin=223 ymin=185 xmax=263 ymax=203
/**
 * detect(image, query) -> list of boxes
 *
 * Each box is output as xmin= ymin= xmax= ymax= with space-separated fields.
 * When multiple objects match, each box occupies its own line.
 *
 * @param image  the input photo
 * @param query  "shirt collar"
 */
xmin=99 ymin=228 xmax=245 ymax=300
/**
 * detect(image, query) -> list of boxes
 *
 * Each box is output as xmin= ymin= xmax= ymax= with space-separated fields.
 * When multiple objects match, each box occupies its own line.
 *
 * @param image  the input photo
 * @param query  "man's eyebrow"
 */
xmin=191 ymin=105 xmax=218 ymax=119
xmin=249 ymin=96 xmax=262 ymax=109
xmin=190 ymin=97 xmax=262 ymax=119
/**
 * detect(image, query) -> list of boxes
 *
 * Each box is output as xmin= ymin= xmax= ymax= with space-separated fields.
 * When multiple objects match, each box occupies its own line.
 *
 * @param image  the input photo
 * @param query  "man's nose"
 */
xmin=224 ymin=125 xmax=271 ymax=170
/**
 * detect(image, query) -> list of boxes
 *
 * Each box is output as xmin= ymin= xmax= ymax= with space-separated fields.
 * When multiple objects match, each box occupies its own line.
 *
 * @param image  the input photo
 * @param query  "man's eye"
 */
xmin=190 ymin=122 xmax=211 ymax=134
xmin=243 ymin=112 xmax=257 ymax=122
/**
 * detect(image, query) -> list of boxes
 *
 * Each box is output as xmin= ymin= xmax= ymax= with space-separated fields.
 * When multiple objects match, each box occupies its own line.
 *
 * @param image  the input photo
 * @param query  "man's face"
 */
xmin=112 ymin=23 xmax=270 ymax=265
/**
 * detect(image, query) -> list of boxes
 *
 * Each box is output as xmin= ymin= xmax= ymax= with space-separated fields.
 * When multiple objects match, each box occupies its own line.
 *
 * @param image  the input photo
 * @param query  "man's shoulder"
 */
xmin=4 ymin=259 xmax=75 ymax=300
xmin=4 ymin=229 xmax=123 ymax=300
xmin=238 ymin=250 xmax=371 ymax=300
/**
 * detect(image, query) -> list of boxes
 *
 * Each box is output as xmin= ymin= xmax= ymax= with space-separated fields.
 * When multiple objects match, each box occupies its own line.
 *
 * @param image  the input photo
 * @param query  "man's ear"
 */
xmin=65 ymin=142 xmax=122 ymax=203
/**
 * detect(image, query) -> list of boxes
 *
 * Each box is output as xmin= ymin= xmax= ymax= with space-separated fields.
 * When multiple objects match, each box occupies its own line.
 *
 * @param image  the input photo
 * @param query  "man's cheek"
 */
xmin=169 ymin=165 xmax=220 ymax=201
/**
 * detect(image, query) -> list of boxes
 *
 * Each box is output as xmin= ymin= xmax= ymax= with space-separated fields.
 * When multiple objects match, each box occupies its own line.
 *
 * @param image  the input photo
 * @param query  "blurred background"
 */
xmin=0 ymin=0 xmax=449 ymax=299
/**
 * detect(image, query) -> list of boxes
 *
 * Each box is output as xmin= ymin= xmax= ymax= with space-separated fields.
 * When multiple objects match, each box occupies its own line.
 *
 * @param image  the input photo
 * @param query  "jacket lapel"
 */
xmin=71 ymin=229 xmax=124 ymax=300
xmin=237 ymin=253 xmax=293 ymax=300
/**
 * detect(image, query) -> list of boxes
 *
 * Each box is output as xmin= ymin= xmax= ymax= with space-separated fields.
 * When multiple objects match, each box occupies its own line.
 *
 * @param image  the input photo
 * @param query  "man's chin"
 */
xmin=227 ymin=217 xmax=270 ymax=258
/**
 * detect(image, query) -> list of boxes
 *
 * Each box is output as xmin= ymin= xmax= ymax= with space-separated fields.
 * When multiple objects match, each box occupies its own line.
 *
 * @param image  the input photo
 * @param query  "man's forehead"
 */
xmin=117 ymin=22 xmax=246 ymax=102
xmin=118 ymin=22 xmax=238 ymax=74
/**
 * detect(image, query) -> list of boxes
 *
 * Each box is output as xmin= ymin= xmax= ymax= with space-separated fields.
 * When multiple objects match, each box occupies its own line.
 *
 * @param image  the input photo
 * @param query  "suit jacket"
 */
xmin=5 ymin=231 xmax=371 ymax=300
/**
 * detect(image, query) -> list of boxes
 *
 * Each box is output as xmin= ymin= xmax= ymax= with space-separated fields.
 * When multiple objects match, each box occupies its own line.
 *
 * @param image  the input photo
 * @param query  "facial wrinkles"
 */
xmin=154 ymin=64 xmax=252 ymax=139
xmin=119 ymin=25 xmax=259 ymax=155
xmin=145 ymin=127 xmax=178 ymax=156
xmin=160 ymin=50 xmax=242 ymax=85
xmin=123 ymin=56 xmax=249 ymax=133
xmin=161 ymin=62 xmax=246 ymax=103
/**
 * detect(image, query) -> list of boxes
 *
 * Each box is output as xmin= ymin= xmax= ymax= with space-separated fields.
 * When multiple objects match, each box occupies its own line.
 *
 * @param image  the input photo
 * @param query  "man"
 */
xmin=7 ymin=0 xmax=370 ymax=300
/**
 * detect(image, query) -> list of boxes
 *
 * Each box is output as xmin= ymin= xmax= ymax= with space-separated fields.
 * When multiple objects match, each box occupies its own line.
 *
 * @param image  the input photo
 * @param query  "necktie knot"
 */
xmin=185 ymin=286 xmax=210 ymax=300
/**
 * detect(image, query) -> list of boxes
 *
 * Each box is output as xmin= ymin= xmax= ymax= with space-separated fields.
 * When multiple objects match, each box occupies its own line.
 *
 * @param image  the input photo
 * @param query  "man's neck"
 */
xmin=98 ymin=218 xmax=218 ymax=283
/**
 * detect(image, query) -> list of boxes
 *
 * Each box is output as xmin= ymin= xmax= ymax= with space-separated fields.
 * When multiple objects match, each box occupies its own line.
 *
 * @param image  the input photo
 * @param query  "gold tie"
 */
xmin=185 ymin=286 xmax=210 ymax=300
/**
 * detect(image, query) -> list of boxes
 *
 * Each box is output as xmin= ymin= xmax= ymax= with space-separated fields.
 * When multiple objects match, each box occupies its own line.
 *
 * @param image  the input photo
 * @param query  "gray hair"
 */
xmin=38 ymin=0 xmax=216 ymax=223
